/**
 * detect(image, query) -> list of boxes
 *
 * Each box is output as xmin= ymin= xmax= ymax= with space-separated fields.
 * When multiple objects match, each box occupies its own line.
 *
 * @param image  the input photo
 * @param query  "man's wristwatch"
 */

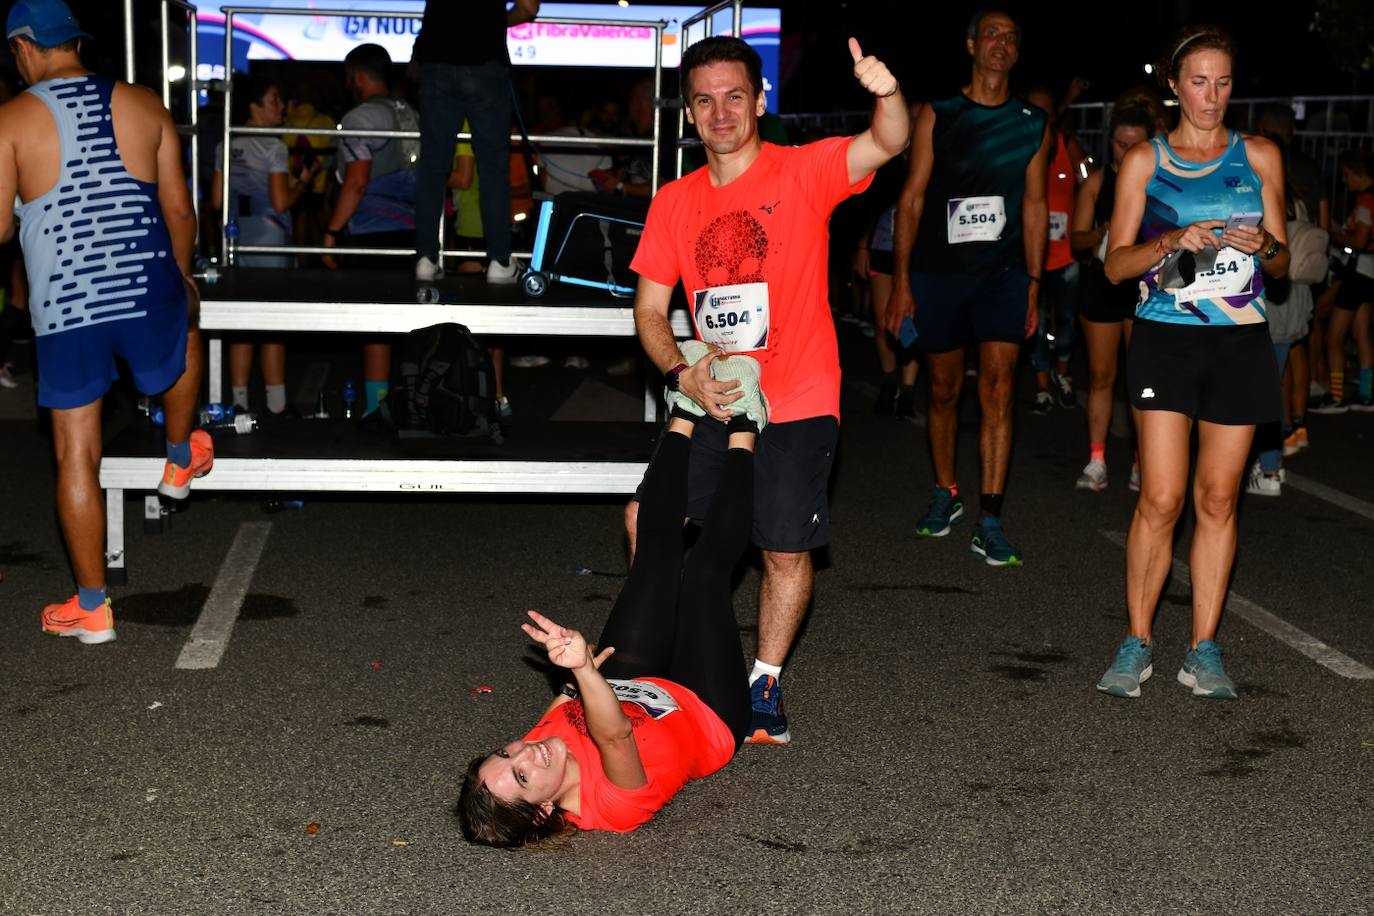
xmin=1259 ymin=236 xmax=1282 ymax=261
xmin=664 ymin=362 xmax=689 ymax=391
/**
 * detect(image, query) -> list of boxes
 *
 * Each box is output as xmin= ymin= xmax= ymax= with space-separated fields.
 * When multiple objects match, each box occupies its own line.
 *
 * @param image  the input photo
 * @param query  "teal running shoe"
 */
xmin=1096 ymin=636 xmax=1153 ymax=698
xmin=711 ymin=353 xmax=769 ymax=431
xmin=664 ymin=339 xmax=713 ymax=418
xmin=916 ymin=487 xmax=963 ymax=537
xmin=1177 ymin=640 xmax=1238 ymax=699
xmin=970 ymin=514 xmax=1022 ymax=566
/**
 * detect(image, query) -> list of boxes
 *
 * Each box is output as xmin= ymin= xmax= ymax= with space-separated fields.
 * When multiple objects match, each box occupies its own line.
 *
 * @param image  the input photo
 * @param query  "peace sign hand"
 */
xmin=849 ymin=37 xmax=898 ymax=99
xmin=522 ymin=609 xmax=609 ymax=671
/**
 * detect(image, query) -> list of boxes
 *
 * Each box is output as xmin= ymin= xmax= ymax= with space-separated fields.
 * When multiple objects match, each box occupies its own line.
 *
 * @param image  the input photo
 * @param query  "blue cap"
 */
xmin=6 ymin=0 xmax=92 ymax=48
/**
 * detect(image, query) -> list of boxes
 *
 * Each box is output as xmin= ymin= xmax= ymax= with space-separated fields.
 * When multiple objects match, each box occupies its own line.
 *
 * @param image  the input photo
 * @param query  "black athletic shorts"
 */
xmin=636 ymin=414 xmax=839 ymax=552
xmin=1334 ymin=269 xmax=1374 ymax=311
xmin=1078 ymin=259 xmax=1139 ymax=324
xmin=909 ymin=266 xmax=1031 ymax=352
xmin=1126 ymin=319 xmax=1281 ymax=425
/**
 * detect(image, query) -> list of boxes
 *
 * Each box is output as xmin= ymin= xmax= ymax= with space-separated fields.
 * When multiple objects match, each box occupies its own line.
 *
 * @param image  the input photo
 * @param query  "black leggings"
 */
xmin=596 ymin=428 xmax=753 ymax=750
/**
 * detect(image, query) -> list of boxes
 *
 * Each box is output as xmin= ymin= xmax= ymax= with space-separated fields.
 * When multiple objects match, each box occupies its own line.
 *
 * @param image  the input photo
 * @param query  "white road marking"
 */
xmin=1101 ymin=530 xmax=1374 ymax=680
xmin=175 ymin=521 xmax=272 ymax=670
xmin=1283 ymin=471 xmax=1374 ymax=524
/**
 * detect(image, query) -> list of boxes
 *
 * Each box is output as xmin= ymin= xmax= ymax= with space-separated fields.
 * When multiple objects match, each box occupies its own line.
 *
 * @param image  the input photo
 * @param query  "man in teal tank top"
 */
xmin=887 ymin=10 xmax=1051 ymax=568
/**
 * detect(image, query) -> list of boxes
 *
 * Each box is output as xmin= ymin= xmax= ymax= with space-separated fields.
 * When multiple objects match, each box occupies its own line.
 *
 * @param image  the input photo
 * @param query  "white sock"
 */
xmin=231 ymin=385 xmax=249 ymax=411
xmin=749 ymin=659 xmax=782 ymax=684
xmin=265 ymin=384 xmax=287 ymax=414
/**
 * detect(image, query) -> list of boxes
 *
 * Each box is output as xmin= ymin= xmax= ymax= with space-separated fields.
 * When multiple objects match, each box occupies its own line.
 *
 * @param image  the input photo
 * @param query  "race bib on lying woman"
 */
xmin=946 ymin=196 xmax=1007 ymax=244
xmin=693 ymin=282 xmax=769 ymax=351
xmin=607 ymin=679 xmax=681 ymax=720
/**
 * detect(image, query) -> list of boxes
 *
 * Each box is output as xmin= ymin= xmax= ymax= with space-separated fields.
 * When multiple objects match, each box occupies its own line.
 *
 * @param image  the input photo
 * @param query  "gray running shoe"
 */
xmin=1096 ymin=636 xmax=1153 ymax=698
xmin=1177 ymin=640 xmax=1237 ymax=699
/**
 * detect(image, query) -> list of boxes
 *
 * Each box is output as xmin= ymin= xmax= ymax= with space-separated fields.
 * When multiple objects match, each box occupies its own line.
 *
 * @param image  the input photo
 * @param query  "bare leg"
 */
xmin=1287 ymin=339 xmax=1308 ymax=420
xmin=976 ymin=340 xmax=1019 ymax=495
xmin=755 ymin=549 xmax=812 ymax=668
xmin=1327 ymin=306 xmax=1355 ymax=399
xmin=50 ymin=401 xmax=107 ymax=590
xmin=1188 ymin=421 xmax=1254 ymax=645
xmin=871 ymin=273 xmax=898 ymax=375
xmin=260 ymin=342 xmax=286 ymax=387
xmin=924 ymin=349 xmax=965 ymax=487
xmin=1354 ymin=301 xmax=1374 ymax=378
xmin=162 ymin=326 xmax=204 ymax=445
xmin=363 ymin=342 xmax=390 ymax=385
xmin=1082 ymin=318 xmax=1123 ymax=446
xmin=228 ymin=340 xmax=253 ymax=389
xmin=1124 ymin=409 xmax=1191 ymax=640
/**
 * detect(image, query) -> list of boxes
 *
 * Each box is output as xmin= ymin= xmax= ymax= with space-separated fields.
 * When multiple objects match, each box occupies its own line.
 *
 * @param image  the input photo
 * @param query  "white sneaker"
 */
xmin=1075 ymin=459 xmax=1108 ymax=492
xmin=486 ymin=257 xmax=523 ymax=284
xmin=1246 ymin=460 xmax=1281 ymax=497
xmin=415 ymin=256 xmax=444 ymax=282
xmin=509 ymin=354 xmax=550 ymax=368
xmin=563 ymin=355 xmax=590 ymax=370
xmin=0 ymin=363 xmax=17 ymax=389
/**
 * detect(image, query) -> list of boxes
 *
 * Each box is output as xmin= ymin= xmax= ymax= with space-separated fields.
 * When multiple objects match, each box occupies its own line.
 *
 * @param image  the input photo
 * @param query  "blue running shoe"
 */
xmin=1096 ymin=636 xmax=1153 ymax=698
xmin=744 ymin=675 xmax=790 ymax=745
xmin=1177 ymin=640 xmax=1237 ymax=699
xmin=916 ymin=487 xmax=964 ymax=537
xmin=970 ymin=515 xmax=1022 ymax=567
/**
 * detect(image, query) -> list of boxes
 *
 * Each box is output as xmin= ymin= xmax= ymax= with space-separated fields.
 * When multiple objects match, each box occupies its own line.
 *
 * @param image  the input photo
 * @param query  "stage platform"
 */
xmin=97 ymin=267 xmax=686 ymax=581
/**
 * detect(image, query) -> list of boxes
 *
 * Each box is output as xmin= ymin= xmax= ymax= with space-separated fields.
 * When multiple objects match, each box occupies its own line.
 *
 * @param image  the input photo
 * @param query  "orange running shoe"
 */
xmin=41 ymin=595 xmax=116 ymax=644
xmin=158 ymin=428 xmax=215 ymax=499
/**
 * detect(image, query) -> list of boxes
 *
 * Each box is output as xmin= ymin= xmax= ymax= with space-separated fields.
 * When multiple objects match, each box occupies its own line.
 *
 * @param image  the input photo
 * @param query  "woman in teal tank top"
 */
xmin=1093 ymin=27 xmax=1290 ymax=702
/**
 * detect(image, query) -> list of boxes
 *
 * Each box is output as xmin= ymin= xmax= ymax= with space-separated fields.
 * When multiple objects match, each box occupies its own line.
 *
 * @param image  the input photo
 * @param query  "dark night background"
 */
xmin=9 ymin=1 xmax=1373 ymax=112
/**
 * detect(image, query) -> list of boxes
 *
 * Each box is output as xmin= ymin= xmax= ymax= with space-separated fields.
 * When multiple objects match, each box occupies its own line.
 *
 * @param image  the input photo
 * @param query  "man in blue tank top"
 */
xmin=0 ymin=0 xmax=209 ymax=645
xmin=887 ymin=10 xmax=1051 ymax=568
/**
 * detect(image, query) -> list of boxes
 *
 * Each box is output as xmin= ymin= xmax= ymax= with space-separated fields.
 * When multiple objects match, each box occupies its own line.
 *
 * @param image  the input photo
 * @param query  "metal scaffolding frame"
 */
xmin=207 ymin=5 xmax=668 ymax=266
xmin=125 ymin=0 xmax=202 ymax=224
xmin=674 ymin=0 xmax=743 ymax=179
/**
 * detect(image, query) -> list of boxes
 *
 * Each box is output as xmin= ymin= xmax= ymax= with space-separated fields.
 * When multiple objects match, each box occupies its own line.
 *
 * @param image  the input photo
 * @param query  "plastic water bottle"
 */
xmin=199 ymin=403 xmax=257 ymax=434
xmin=342 ymin=380 xmax=357 ymax=419
xmin=225 ymin=218 xmax=240 ymax=267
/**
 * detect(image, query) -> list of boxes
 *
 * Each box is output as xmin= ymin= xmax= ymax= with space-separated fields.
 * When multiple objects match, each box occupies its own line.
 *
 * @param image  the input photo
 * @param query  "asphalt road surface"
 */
xmin=2 ymin=323 xmax=1371 ymax=915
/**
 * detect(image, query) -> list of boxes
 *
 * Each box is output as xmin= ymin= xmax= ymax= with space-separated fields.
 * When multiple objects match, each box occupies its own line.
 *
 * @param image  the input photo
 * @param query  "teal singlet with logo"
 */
xmin=911 ymin=94 xmax=1046 ymax=275
xmin=1136 ymin=130 xmax=1267 ymax=325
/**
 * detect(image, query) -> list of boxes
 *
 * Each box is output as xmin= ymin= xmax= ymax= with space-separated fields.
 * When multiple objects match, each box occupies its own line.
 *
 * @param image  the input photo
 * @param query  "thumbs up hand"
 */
xmin=849 ymin=37 xmax=898 ymax=98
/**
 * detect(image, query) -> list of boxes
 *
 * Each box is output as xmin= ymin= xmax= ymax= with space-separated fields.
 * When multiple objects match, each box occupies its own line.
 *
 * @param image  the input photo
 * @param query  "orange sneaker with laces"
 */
xmin=158 ymin=429 xmax=214 ymax=499
xmin=41 ymin=595 xmax=116 ymax=644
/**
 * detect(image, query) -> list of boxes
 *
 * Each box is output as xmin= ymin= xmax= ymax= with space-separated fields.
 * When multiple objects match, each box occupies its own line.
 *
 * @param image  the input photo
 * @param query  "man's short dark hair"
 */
xmin=679 ymin=35 xmax=763 ymax=103
xmin=967 ymin=9 xmax=1019 ymax=40
xmin=344 ymin=43 xmax=390 ymax=85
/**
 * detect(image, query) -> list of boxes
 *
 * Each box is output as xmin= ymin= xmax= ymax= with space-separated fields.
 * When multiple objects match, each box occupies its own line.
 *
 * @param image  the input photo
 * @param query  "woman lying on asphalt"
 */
xmin=457 ymin=342 xmax=768 ymax=847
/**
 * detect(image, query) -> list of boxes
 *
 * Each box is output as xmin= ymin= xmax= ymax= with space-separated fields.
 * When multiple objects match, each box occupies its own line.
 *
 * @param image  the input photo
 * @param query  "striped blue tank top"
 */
xmin=15 ymin=75 xmax=185 ymax=338
xmin=1135 ymin=130 xmax=1266 ymax=325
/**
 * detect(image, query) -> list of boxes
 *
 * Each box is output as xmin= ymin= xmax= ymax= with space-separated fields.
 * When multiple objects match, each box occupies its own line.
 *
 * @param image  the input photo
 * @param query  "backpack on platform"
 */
xmin=385 ymin=323 xmax=500 ymax=440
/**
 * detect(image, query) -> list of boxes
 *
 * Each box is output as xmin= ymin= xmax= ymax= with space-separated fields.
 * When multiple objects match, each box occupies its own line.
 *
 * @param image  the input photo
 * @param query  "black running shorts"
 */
xmin=636 ymin=415 xmax=839 ymax=553
xmin=909 ymin=267 xmax=1031 ymax=352
xmin=1334 ymin=270 xmax=1374 ymax=311
xmin=1078 ymin=259 xmax=1139 ymax=324
xmin=1126 ymin=319 xmax=1281 ymax=425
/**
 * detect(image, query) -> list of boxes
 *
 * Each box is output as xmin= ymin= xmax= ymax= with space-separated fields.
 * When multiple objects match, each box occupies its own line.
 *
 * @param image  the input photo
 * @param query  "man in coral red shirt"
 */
xmin=629 ymin=34 xmax=909 ymax=745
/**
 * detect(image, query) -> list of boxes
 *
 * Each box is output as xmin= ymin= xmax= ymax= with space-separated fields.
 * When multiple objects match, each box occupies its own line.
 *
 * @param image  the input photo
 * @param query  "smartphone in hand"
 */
xmin=1224 ymin=211 xmax=1263 ymax=233
xmin=899 ymin=316 xmax=918 ymax=349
